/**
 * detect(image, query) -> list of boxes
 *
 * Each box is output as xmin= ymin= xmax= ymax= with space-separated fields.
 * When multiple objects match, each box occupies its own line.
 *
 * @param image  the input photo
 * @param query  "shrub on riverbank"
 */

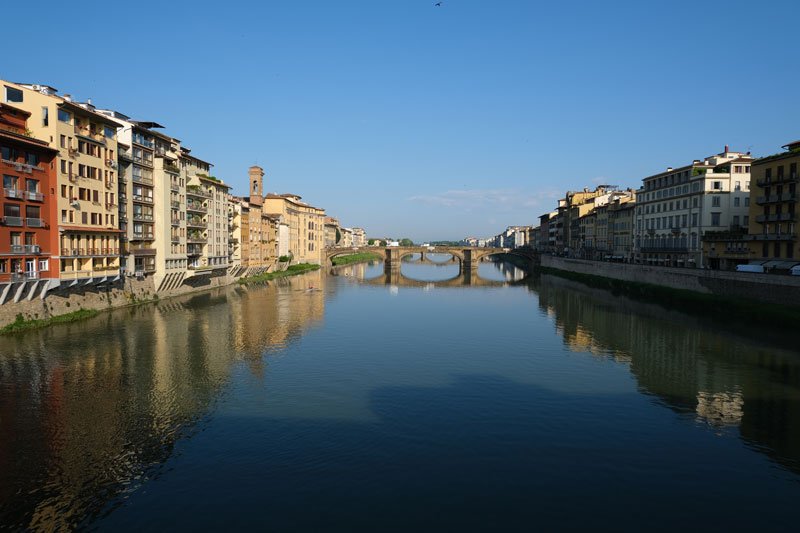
xmin=238 ymin=263 xmax=320 ymax=285
xmin=331 ymin=252 xmax=382 ymax=266
xmin=0 ymin=309 xmax=100 ymax=335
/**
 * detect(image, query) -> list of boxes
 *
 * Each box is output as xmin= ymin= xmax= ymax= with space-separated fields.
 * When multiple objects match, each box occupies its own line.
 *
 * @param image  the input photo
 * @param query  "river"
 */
xmin=1 ymin=258 xmax=799 ymax=531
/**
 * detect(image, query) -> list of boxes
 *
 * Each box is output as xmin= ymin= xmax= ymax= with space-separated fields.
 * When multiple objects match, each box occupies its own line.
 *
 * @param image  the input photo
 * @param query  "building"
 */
xmin=745 ymin=140 xmax=800 ymax=268
xmin=633 ymin=147 xmax=752 ymax=267
xmin=324 ymin=217 xmax=340 ymax=248
xmin=340 ymin=227 xmax=354 ymax=248
xmin=228 ymin=196 xmax=249 ymax=275
xmin=352 ymin=227 xmax=366 ymax=247
xmin=3 ymin=82 xmax=123 ymax=281
xmin=1 ymin=103 xmax=59 ymax=293
xmin=264 ymin=193 xmax=325 ymax=265
xmin=608 ymin=196 xmax=636 ymax=261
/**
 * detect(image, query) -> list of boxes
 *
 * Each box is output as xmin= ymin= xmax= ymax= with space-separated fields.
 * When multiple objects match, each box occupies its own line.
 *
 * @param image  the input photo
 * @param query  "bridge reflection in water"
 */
xmin=327 ymin=246 xmax=530 ymax=288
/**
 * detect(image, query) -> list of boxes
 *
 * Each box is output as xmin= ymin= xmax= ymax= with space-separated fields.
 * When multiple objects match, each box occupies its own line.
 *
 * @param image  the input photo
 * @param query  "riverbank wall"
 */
xmin=539 ymin=255 xmax=800 ymax=308
xmin=0 ymin=271 xmax=237 ymax=329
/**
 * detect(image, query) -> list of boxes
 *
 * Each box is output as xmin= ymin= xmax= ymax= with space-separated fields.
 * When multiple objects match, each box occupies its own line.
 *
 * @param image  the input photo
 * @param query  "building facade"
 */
xmin=264 ymin=193 xmax=325 ymax=265
xmin=0 ymin=103 xmax=59 ymax=293
xmin=633 ymin=147 xmax=752 ymax=267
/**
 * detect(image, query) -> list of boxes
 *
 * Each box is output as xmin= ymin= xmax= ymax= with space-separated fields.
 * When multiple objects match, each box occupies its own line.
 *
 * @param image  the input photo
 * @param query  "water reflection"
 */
xmin=533 ymin=273 xmax=800 ymax=472
xmin=0 ymin=271 xmax=326 ymax=531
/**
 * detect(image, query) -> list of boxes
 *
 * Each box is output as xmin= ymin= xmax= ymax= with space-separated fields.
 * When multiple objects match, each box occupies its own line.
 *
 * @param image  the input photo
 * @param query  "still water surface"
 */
xmin=1 ymin=260 xmax=799 ymax=531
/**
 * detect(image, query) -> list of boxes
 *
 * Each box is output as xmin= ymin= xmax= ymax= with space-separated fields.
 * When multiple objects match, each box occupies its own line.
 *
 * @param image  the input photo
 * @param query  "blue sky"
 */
xmin=3 ymin=0 xmax=798 ymax=241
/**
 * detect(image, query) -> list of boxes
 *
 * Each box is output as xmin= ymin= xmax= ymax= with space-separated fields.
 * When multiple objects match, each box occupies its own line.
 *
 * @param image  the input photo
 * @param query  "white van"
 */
xmin=791 ymin=265 xmax=800 ymax=276
xmin=736 ymin=264 xmax=765 ymax=273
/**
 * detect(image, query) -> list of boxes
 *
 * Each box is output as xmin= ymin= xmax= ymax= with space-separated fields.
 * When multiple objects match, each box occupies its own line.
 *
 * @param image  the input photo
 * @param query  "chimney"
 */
xmin=724 ymin=144 xmax=729 ymax=153
xmin=63 ymin=94 xmax=72 ymax=102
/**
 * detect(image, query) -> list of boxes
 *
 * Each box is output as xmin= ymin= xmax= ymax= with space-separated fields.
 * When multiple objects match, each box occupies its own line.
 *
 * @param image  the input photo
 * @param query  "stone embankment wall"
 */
xmin=540 ymin=256 xmax=800 ymax=307
xmin=0 ymin=272 xmax=237 ymax=328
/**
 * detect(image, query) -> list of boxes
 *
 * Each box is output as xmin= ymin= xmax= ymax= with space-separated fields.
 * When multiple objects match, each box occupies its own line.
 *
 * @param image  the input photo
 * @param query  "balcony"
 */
xmin=8 ymin=272 xmax=39 ymax=282
xmin=186 ymin=202 xmax=207 ymax=213
xmin=755 ymin=213 xmax=796 ymax=223
xmin=639 ymin=245 xmax=689 ymax=252
xmin=9 ymin=244 xmax=24 ymax=254
xmin=26 ymin=218 xmax=46 ymax=228
xmin=105 ymin=180 xmax=115 ymax=189
xmin=132 ymin=175 xmax=154 ymax=185
xmin=85 ymin=248 xmax=120 ymax=256
xmin=187 ymin=218 xmax=206 ymax=229
xmin=756 ymin=173 xmax=799 ymax=187
xmin=170 ymin=183 xmax=180 ymax=192
xmin=171 ymin=218 xmax=180 ymax=226
xmin=133 ymin=213 xmax=154 ymax=222
xmin=3 ymin=188 xmax=24 ymax=200
xmin=756 ymin=193 xmax=797 ymax=205
xmin=163 ymin=163 xmax=180 ymax=174
xmin=119 ymin=149 xmax=133 ymax=162
xmin=187 ymin=234 xmax=206 ymax=244
xmin=186 ymin=186 xmax=211 ymax=198
xmin=171 ymin=235 xmax=181 ymax=243
xmin=25 ymin=244 xmax=41 ymax=254
xmin=25 ymin=191 xmax=44 ymax=202
xmin=2 ymin=216 xmax=23 ymax=226
xmin=170 ymin=200 xmax=181 ymax=209
xmin=132 ymin=233 xmax=155 ymax=241
xmin=747 ymin=233 xmax=797 ymax=241
xmin=132 ymin=194 xmax=153 ymax=204
xmin=187 ymin=246 xmax=202 ymax=256
xmin=131 ymin=247 xmax=157 ymax=256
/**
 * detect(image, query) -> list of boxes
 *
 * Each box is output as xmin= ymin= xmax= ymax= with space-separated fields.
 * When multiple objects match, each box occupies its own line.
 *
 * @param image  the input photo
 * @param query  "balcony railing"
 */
xmin=747 ymin=233 xmax=797 ymax=241
xmin=170 ymin=200 xmax=181 ymax=209
xmin=26 ymin=218 xmax=45 ymax=228
xmin=132 ymin=194 xmax=153 ymax=204
xmin=186 ymin=186 xmax=211 ymax=198
xmin=755 ymin=213 xmax=796 ymax=223
xmin=132 ymin=233 xmax=155 ymax=240
xmin=756 ymin=173 xmax=799 ymax=187
xmin=2 ymin=216 xmax=23 ymax=226
xmin=25 ymin=244 xmax=41 ymax=254
xmin=163 ymin=163 xmax=180 ymax=174
xmin=25 ymin=191 xmax=44 ymax=202
xmin=132 ymin=175 xmax=154 ymax=185
xmin=187 ymin=219 xmax=206 ymax=228
xmin=171 ymin=235 xmax=181 ymax=243
xmin=187 ymin=235 xmax=206 ymax=243
xmin=133 ymin=213 xmax=154 ymax=222
xmin=119 ymin=149 xmax=133 ymax=162
xmin=639 ymin=245 xmax=689 ymax=252
xmin=170 ymin=183 xmax=180 ymax=192
xmin=186 ymin=202 xmax=207 ymax=213
xmin=3 ymin=188 xmax=24 ymax=200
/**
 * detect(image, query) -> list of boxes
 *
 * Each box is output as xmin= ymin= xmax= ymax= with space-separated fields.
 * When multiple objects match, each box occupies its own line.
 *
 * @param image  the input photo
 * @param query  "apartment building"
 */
xmin=324 ymin=216 xmax=340 ymax=248
xmin=566 ymin=187 xmax=615 ymax=253
xmin=352 ymin=227 xmax=366 ymax=247
xmin=340 ymin=227 xmax=353 ymax=247
xmin=0 ymin=103 xmax=59 ymax=293
xmin=239 ymin=166 xmax=278 ymax=273
xmin=183 ymin=152 xmax=229 ymax=273
xmin=633 ymin=147 xmax=752 ymax=267
xmin=745 ymin=140 xmax=800 ymax=267
xmin=608 ymin=198 xmax=636 ymax=261
xmin=264 ymin=193 xmax=325 ymax=265
xmin=228 ymin=195 xmax=249 ymax=275
xmin=3 ymin=82 xmax=122 ymax=280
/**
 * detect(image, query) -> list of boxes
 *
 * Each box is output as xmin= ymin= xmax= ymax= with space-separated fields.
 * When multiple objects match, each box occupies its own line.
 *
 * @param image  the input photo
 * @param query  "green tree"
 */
xmin=368 ymin=239 xmax=375 ymax=246
xmin=380 ymin=240 xmax=387 ymax=246
xmin=335 ymin=227 xmax=341 ymax=244
xmin=399 ymin=238 xmax=414 ymax=246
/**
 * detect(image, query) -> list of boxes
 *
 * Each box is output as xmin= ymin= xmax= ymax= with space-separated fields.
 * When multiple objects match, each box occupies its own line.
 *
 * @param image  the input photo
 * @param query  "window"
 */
xmin=58 ymin=109 xmax=71 ymax=123
xmin=41 ymin=107 xmax=49 ymax=127
xmin=5 ymin=86 xmax=23 ymax=103
xmin=744 ymin=197 xmax=750 ymax=207
xmin=734 ymin=197 xmax=740 ymax=207
xmin=711 ymin=212 xmax=721 ymax=226
xmin=104 ymin=126 xmax=115 ymax=139
xmin=733 ymin=215 xmax=740 ymax=226
xmin=692 ymin=213 xmax=698 ymax=226
xmin=3 ymin=174 xmax=17 ymax=189
xmin=744 ymin=216 xmax=749 ymax=227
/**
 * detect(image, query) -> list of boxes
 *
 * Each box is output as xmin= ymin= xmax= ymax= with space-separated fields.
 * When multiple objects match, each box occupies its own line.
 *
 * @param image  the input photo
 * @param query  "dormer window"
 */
xmin=4 ymin=86 xmax=23 ymax=103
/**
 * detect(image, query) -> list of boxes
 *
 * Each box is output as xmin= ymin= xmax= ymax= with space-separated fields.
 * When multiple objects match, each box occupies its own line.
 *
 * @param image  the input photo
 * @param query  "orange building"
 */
xmin=0 ymin=103 xmax=59 ymax=287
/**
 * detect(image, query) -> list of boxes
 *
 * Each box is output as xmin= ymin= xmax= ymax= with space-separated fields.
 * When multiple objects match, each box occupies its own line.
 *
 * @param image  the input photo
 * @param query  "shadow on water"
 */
xmin=94 ymin=374 xmax=800 ymax=532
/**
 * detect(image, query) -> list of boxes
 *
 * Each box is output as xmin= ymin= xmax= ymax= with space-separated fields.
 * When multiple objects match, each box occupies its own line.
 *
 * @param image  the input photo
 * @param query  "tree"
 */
xmin=379 ymin=240 xmax=387 ymax=246
xmin=335 ymin=227 xmax=341 ymax=244
xmin=368 ymin=239 xmax=375 ymax=246
xmin=399 ymin=238 xmax=414 ymax=246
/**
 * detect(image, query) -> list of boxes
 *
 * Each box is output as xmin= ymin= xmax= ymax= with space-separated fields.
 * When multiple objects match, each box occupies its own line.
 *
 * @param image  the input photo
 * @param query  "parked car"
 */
xmin=736 ymin=264 xmax=765 ymax=273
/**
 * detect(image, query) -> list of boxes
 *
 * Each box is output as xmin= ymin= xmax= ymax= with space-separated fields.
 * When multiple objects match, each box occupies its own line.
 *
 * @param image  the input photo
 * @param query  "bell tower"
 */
xmin=249 ymin=165 xmax=264 ymax=207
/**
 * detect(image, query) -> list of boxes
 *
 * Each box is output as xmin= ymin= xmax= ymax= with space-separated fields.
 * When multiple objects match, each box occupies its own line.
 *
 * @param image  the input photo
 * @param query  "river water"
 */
xmin=1 ymin=258 xmax=799 ymax=531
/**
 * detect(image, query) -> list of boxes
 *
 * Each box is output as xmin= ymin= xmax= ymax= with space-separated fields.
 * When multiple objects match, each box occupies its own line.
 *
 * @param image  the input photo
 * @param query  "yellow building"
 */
xmin=264 ymin=193 xmax=325 ymax=265
xmin=3 ymin=81 xmax=122 ymax=280
xmin=747 ymin=140 xmax=800 ymax=266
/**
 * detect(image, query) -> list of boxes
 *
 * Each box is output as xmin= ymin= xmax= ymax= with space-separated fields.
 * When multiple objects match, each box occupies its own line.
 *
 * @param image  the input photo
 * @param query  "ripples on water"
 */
xmin=1 ymin=261 xmax=799 ymax=531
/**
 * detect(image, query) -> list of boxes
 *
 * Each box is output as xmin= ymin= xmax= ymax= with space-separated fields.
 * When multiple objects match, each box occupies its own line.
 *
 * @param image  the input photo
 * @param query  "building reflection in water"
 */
xmin=0 ymin=271 xmax=326 ymax=531
xmin=532 ymin=273 xmax=800 ymax=474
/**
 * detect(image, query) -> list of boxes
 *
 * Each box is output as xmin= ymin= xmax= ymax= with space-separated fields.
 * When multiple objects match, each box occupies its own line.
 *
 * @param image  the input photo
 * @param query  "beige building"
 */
xmin=227 ymin=195 xmax=249 ymax=275
xmin=4 ymin=81 xmax=122 ymax=280
xmin=324 ymin=216 xmax=340 ymax=248
xmin=340 ymin=227 xmax=354 ymax=248
xmin=352 ymin=227 xmax=366 ymax=247
xmin=264 ymin=193 xmax=325 ymax=265
xmin=183 ymin=152 xmax=230 ymax=274
xmin=634 ymin=147 xmax=752 ymax=267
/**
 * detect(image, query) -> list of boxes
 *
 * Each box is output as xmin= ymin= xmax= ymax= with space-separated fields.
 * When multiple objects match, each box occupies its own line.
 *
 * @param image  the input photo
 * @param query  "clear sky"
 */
xmin=3 ymin=0 xmax=798 ymax=241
